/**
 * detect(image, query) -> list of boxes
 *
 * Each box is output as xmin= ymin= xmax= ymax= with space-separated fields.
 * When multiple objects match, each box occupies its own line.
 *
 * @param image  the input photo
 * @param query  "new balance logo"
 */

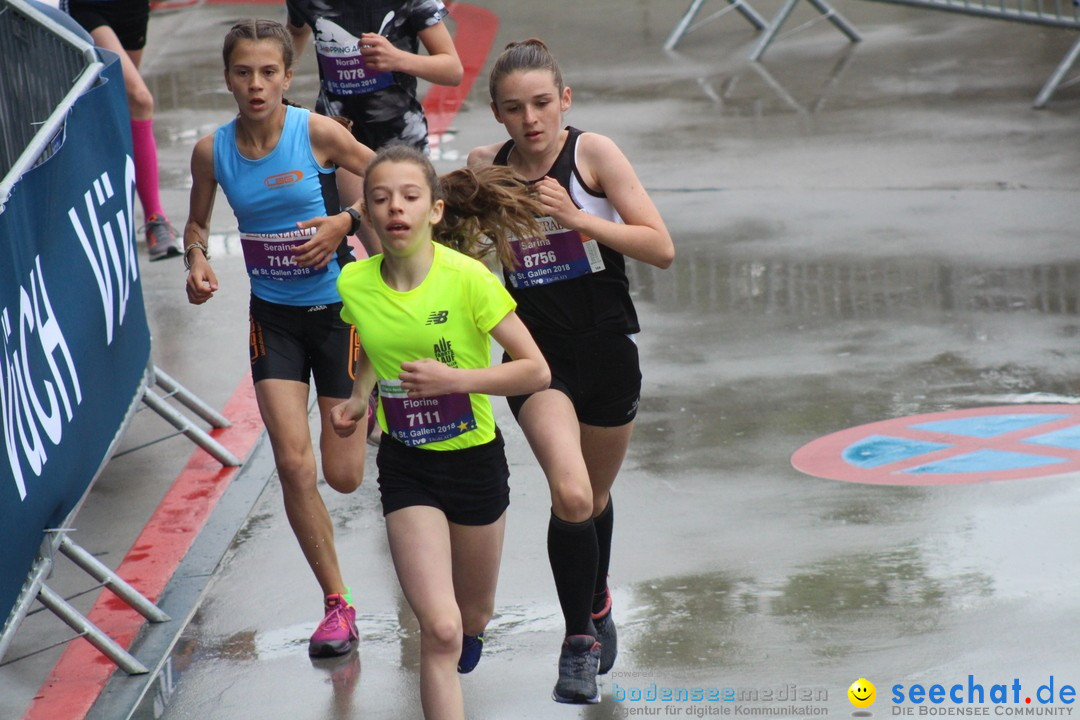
xmin=426 ymin=310 xmax=449 ymax=325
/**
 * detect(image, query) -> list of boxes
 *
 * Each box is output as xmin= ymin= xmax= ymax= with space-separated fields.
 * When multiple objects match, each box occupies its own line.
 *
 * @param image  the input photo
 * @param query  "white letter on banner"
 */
xmin=32 ymin=256 xmax=81 ymax=421
xmin=0 ymin=260 xmax=81 ymax=502
xmin=1 ymin=307 xmax=47 ymax=495
xmin=14 ymin=292 xmax=46 ymax=478
xmin=69 ymin=159 xmax=137 ymax=345
xmin=70 ymin=191 xmax=115 ymax=343
xmin=123 ymin=155 xmax=139 ymax=287
xmin=19 ymin=285 xmax=60 ymax=450
xmin=1 ymin=308 xmax=28 ymax=500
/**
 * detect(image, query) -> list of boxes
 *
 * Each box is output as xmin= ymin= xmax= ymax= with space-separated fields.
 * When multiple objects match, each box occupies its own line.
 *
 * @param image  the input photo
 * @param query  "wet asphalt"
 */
xmin=1 ymin=0 xmax=1079 ymax=718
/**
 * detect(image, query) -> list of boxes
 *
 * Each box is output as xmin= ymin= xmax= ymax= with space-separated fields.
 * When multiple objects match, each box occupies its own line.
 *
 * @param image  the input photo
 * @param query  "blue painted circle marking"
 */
xmin=791 ymin=405 xmax=1080 ymax=485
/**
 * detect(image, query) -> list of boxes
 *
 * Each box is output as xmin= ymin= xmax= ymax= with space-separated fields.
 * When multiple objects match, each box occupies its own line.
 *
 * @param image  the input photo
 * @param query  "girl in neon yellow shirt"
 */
xmin=331 ymin=144 xmax=549 ymax=720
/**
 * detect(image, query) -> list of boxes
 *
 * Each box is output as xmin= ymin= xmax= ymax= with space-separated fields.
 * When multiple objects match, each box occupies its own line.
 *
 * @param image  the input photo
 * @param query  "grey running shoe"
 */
xmin=592 ymin=589 xmax=617 ymax=675
xmin=552 ymin=635 xmax=601 ymax=704
xmin=145 ymin=215 xmax=183 ymax=261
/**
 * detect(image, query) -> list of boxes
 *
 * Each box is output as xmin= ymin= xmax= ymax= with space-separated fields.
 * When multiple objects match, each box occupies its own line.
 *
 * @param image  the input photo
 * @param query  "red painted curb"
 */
xmin=22 ymin=378 xmax=263 ymax=720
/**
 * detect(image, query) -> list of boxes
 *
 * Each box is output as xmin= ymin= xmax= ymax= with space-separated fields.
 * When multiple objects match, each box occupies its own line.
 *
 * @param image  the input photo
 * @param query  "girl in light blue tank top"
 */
xmin=213 ymin=104 xmax=343 ymax=306
xmin=181 ymin=19 xmax=375 ymax=662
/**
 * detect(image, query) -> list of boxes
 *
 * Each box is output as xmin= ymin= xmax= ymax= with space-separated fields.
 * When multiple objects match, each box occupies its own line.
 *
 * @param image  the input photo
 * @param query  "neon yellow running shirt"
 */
xmin=337 ymin=243 xmax=516 ymax=450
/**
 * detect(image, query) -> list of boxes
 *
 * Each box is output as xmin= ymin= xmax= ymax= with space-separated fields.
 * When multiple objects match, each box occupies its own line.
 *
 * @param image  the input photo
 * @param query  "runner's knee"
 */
xmin=420 ymin=613 xmax=463 ymax=656
xmin=551 ymin=482 xmax=593 ymax=522
xmin=323 ymin=465 xmax=362 ymax=493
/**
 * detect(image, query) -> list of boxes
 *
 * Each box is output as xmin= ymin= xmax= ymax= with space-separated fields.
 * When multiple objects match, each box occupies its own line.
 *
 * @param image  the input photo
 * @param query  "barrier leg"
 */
xmin=750 ymin=0 xmax=860 ymax=60
xmin=142 ymin=389 xmax=242 ymax=466
xmin=665 ymin=0 xmax=769 ymax=51
xmin=666 ymin=0 xmax=709 ymax=49
xmin=807 ymin=0 xmax=861 ymax=41
xmin=153 ymin=366 xmax=231 ymax=429
xmin=36 ymin=585 xmax=150 ymax=675
xmin=1034 ymin=36 xmax=1080 ymax=108
xmin=750 ymin=0 xmax=801 ymax=60
xmin=58 ymin=536 xmax=170 ymax=623
xmin=732 ymin=0 xmax=770 ymax=31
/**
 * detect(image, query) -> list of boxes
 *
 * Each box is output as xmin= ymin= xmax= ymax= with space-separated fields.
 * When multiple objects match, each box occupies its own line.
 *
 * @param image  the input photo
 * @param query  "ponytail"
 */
xmin=436 ymin=164 xmax=544 ymax=270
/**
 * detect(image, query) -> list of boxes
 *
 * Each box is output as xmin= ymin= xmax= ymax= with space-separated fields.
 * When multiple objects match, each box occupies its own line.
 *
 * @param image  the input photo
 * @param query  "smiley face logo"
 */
xmin=848 ymin=678 xmax=876 ymax=708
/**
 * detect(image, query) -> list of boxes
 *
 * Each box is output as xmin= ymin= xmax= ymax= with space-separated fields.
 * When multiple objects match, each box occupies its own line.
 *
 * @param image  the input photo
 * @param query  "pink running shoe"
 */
xmin=308 ymin=594 xmax=358 ymax=657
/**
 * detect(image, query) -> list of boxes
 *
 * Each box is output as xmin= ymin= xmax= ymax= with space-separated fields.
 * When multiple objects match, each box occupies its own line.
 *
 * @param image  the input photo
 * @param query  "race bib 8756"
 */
xmin=506 ymin=216 xmax=605 ymax=289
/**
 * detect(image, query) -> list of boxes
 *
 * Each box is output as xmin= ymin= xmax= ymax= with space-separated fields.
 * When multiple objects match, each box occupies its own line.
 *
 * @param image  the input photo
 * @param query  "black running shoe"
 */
xmin=592 ymin=588 xmax=617 ymax=675
xmin=552 ymin=634 xmax=601 ymax=704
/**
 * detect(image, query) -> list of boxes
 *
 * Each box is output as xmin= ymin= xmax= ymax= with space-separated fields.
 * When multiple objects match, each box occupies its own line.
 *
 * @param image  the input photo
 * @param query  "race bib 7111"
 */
xmin=378 ymin=378 xmax=477 ymax=447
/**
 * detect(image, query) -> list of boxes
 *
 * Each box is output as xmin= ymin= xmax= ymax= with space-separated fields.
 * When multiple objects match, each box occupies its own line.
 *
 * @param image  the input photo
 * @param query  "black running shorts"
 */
xmin=375 ymin=430 xmax=510 ymax=526
xmin=505 ymin=329 xmax=641 ymax=427
xmin=68 ymin=0 xmax=150 ymax=51
xmin=248 ymin=294 xmax=357 ymax=399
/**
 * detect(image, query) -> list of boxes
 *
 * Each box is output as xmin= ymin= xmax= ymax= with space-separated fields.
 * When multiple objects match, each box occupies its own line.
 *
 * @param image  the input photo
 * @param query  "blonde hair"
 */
xmin=365 ymin=144 xmax=544 ymax=270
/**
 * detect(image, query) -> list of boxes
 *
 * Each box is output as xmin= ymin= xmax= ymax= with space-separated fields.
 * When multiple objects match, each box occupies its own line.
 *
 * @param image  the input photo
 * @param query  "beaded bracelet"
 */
xmin=183 ymin=241 xmax=210 ymax=271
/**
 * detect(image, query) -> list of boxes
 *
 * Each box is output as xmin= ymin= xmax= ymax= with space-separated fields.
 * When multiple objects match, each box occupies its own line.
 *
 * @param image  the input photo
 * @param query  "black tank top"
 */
xmin=494 ymin=127 xmax=640 ymax=336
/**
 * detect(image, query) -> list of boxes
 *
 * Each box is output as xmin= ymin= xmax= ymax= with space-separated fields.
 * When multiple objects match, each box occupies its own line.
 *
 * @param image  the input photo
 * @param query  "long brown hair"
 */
xmin=488 ymin=38 xmax=564 ymax=103
xmin=365 ymin=144 xmax=544 ymax=270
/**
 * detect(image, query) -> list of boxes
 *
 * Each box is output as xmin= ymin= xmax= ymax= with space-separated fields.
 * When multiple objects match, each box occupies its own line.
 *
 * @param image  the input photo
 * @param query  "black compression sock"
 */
xmin=592 ymin=497 xmax=614 ymax=615
xmin=547 ymin=511 xmax=599 ymax=637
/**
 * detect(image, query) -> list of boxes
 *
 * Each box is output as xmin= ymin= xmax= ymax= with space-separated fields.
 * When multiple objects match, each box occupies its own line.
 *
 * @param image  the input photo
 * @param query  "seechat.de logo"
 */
xmin=264 ymin=170 xmax=304 ymax=188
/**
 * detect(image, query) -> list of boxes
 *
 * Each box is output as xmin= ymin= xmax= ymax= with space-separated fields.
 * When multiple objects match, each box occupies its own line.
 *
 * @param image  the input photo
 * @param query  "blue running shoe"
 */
xmin=458 ymin=633 xmax=484 ymax=673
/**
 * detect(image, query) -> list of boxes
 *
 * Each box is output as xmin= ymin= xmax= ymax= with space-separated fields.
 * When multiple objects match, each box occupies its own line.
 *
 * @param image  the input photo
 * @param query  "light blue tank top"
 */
xmin=213 ymin=105 xmax=349 ymax=306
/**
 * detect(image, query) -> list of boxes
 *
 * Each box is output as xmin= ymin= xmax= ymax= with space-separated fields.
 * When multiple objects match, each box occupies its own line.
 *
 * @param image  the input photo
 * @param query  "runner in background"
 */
xmin=285 ymin=0 xmax=463 ymax=255
xmin=66 ymin=0 xmax=184 ymax=260
xmin=183 ymin=19 xmax=375 ymax=659
xmin=468 ymin=38 xmax=675 ymax=705
xmin=331 ymin=143 xmax=550 ymax=720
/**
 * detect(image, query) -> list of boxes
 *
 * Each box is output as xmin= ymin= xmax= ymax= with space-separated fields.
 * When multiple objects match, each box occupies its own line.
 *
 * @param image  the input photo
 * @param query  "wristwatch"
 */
xmin=343 ymin=207 xmax=363 ymax=236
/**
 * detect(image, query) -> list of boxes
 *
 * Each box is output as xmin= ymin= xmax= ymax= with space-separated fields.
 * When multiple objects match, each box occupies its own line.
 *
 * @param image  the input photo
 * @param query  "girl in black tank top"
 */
xmin=467 ymin=38 xmax=674 ymax=705
xmin=492 ymin=127 xmax=639 ymax=336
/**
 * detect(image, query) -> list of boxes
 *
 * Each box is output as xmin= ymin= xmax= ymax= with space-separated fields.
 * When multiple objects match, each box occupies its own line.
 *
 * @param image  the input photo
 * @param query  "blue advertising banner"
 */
xmin=0 ymin=54 xmax=151 ymax=628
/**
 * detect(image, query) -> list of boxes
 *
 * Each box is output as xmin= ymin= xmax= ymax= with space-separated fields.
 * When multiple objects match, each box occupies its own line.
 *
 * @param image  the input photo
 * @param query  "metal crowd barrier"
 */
xmin=0 ymin=0 xmax=240 ymax=677
xmin=0 ymin=0 xmax=99 ymax=209
xmin=665 ymin=0 xmax=1080 ymax=107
